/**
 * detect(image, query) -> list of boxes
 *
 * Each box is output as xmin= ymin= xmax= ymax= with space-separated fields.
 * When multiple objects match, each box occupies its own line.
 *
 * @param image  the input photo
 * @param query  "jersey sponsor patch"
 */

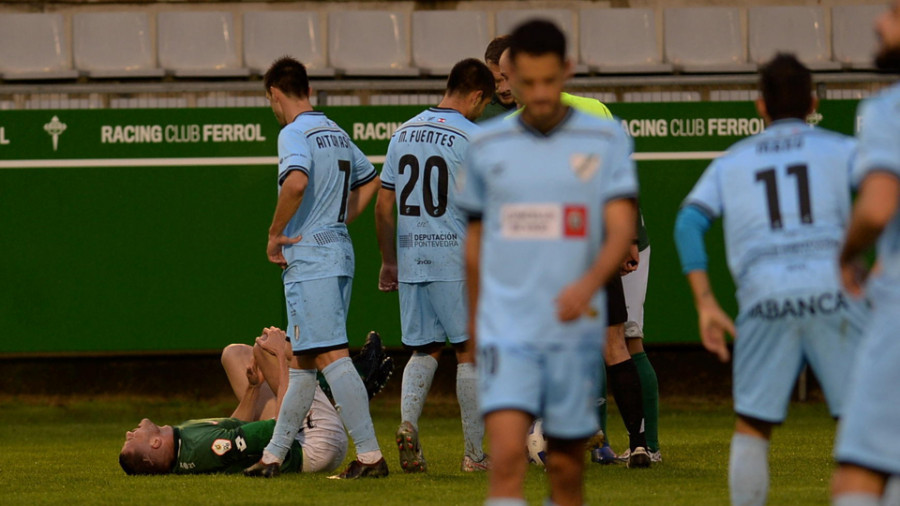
xmin=211 ymin=439 xmax=232 ymax=456
xmin=500 ymin=203 xmax=562 ymax=239
xmin=235 ymin=435 xmax=247 ymax=452
xmin=570 ymin=154 xmax=600 ymax=181
xmin=564 ymin=205 xmax=587 ymax=237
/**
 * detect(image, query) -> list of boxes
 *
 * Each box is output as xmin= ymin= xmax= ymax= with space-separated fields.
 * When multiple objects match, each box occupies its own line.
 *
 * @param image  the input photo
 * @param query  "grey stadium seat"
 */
xmin=664 ymin=7 xmax=757 ymax=73
xmin=157 ymin=11 xmax=250 ymax=78
xmin=73 ymin=12 xmax=164 ymax=79
xmin=580 ymin=8 xmax=672 ymax=74
xmin=832 ymin=5 xmax=885 ymax=70
xmin=748 ymin=6 xmax=841 ymax=71
xmin=0 ymin=13 xmax=80 ymax=80
xmin=496 ymin=9 xmax=586 ymax=73
xmin=244 ymin=11 xmax=334 ymax=77
xmin=328 ymin=11 xmax=418 ymax=77
xmin=412 ymin=10 xmax=490 ymax=76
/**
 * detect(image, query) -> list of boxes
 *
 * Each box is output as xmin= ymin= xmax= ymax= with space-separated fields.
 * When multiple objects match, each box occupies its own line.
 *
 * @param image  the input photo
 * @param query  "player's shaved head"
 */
xmin=759 ymin=53 xmax=812 ymax=121
xmin=509 ymin=19 xmax=567 ymax=64
xmin=446 ymin=58 xmax=495 ymax=101
xmin=484 ymin=35 xmax=512 ymax=65
xmin=264 ymin=56 xmax=310 ymax=99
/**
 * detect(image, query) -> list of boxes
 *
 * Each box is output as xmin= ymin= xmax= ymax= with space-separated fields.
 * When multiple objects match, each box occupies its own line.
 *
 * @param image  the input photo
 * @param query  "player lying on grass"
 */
xmin=118 ymin=327 xmax=393 ymax=475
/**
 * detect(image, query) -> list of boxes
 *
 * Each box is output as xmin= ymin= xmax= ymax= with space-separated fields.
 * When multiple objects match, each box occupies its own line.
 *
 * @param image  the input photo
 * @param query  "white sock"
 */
xmin=400 ymin=352 xmax=438 ymax=428
xmin=323 ymin=357 xmax=382 ymax=459
xmin=832 ymin=494 xmax=880 ymax=506
xmin=263 ymin=368 xmax=317 ymax=461
xmin=729 ymin=433 xmax=769 ymax=506
xmin=457 ymin=362 xmax=484 ymax=461
xmin=485 ymin=499 xmax=527 ymax=506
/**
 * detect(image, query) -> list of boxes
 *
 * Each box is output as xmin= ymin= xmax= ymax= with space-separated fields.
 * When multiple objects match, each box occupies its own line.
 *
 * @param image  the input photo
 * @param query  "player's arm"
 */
xmin=230 ymin=362 xmax=264 ymax=421
xmin=346 ymin=175 xmax=380 ymax=224
xmin=374 ymin=187 xmax=399 ymax=292
xmin=674 ymin=204 xmax=734 ymax=362
xmin=464 ymin=219 xmax=482 ymax=346
xmin=557 ymin=198 xmax=636 ymax=321
xmin=839 ymin=172 xmax=900 ymax=295
xmin=267 ymin=171 xmax=307 ymax=268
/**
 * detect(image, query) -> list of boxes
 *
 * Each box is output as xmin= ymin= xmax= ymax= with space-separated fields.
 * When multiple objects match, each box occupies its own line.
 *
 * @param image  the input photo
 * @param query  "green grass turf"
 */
xmin=0 ymin=394 xmax=838 ymax=505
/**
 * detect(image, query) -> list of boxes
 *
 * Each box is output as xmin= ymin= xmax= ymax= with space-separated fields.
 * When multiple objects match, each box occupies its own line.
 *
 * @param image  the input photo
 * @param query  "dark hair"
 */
xmin=484 ymin=35 xmax=512 ymax=65
xmin=119 ymin=449 xmax=168 ymax=475
xmin=446 ymin=58 xmax=495 ymax=100
xmin=508 ymin=19 xmax=566 ymax=63
xmin=263 ymin=56 xmax=310 ymax=99
xmin=759 ymin=53 xmax=812 ymax=121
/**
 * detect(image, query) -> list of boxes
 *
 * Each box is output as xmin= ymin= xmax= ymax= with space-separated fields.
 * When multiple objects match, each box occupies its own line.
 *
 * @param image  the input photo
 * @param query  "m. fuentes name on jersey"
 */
xmin=747 ymin=291 xmax=849 ymax=320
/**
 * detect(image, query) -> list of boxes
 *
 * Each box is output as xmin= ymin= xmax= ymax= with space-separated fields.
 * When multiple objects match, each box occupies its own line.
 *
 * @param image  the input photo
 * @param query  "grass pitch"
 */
xmin=0 ymin=394 xmax=837 ymax=505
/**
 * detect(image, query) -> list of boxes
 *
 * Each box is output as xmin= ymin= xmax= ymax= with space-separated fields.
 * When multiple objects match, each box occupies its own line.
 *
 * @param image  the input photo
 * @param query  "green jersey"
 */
xmin=476 ymin=94 xmax=516 ymax=123
xmin=171 ymin=418 xmax=303 ymax=474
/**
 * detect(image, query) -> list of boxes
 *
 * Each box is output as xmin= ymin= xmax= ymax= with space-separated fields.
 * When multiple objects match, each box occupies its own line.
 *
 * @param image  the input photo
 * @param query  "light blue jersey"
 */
xmin=684 ymin=119 xmax=856 ymax=310
xmin=381 ymin=107 xmax=478 ymax=282
xmin=277 ymin=111 xmax=376 ymax=283
xmin=457 ymin=109 xmax=638 ymax=346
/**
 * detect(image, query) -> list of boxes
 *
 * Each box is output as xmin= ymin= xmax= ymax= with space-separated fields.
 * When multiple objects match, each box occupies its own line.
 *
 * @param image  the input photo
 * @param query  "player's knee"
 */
xmin=221 ymin=343 xmax=250 ymax=366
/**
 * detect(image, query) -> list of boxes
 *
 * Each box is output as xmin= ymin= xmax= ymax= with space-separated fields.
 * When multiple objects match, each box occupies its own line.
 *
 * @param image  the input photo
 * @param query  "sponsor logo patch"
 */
xmin=500 ymin=204 xmax=562 ymax=239
xmin=211 ymin=439 xmax=232 ymax=456
xmin=564 ymin=205 xmax=587 ymax=237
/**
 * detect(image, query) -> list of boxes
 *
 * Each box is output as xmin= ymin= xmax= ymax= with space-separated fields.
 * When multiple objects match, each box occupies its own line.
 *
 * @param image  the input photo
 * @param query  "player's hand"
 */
xmin=378 ymin=263 xmax=399 ymax=292
xmin=696 ymin=300 xmax=735 ymax=363
xmin=557 ymin=278 xmax=596 ymax=322
xmin=620 ymin=243 xmax=640 ymax=276
xmin=840 ymin=258 xmax=869 ymax=297
xmin=257 ymin=327 xmax=287 ymax=357
xmin=267 ymin=234 xmax=302 ymax=269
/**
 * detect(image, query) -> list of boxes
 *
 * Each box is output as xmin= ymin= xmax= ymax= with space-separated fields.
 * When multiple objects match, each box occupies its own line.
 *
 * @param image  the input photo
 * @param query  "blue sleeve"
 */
xmin=350 ymin=142 xmax=376 ymax=190
xmin=674 ymin=204 xmax=714 ymax=274
xmin=854 ymin=95 xmax=900 ymax=186
xmin=380 ymin=139 xmax=398 ymax=191
xmin=277 ymin=129 xmax=312 ymax=185
xmin=600 ymin=122 xmax=639 ymax=203
xmin=455 ymin=141 xmax=485 ymax=220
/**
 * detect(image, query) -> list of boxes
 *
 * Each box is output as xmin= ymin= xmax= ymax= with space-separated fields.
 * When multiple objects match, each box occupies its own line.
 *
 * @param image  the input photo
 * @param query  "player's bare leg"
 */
xmin=485 ymin=409 xmax=531 ymax=504
xmin=831 ymin=465 xmax=887 ymax=505
xmin=730 ymin=416 xmax=774 ymax=506
xmin=546 ymin=437 xmax=588 ymax=506
xmin=221 ymin=343 xmax=276 ymax=421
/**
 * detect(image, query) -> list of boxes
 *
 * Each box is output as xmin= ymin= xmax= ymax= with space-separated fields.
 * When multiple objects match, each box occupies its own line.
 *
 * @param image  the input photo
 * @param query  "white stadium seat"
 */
xmin=73 ymin=12 xmax=164 ymax=79
xmin=411 ymin=11 xmax=490 ymax=76
xmin=244 ymin=11 xmax=334 ymax=77
xmin=580 ymin=8 xmax=672 ymax=74
xmin=749 ymin=6 xmax=841 ymax=71
xmin=496 ymin=9 xmax=586 ymax=73
xmin=0 ymin=13 xmax=80 ymax=80
xmin=328 ymin=11 xmax=418 ymax=77
xmin=664 ymin=7 xmax=757 ymax=73
xmin=157 ymin=11 xmax=250 ymax=77
xmin=832 ymin=5 xmax=885 ymax=70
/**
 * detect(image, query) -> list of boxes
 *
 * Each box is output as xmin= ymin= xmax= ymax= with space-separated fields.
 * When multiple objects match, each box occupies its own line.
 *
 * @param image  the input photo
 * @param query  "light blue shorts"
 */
xmin=398 ymin=281 xmax=467 ymax=348
xmin=477 ymin=337 xmax=603 ymax=440
xmin=284 ymin=276 xmax=352 ymax=353
xmin=835 ymin=295 xmax=900 ymax=474
xmin=733 ymin=290 xmax=867 ymax=423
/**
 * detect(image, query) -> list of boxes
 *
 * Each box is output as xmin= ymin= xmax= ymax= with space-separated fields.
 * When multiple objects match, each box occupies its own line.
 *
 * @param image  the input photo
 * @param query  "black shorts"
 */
xmin=605 ymin=275 xmax=628 ymax=326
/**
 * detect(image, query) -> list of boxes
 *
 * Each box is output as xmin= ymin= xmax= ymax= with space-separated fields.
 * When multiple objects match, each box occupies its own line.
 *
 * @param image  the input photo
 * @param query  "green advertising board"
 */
xmin=0 ymin=100 xmax=862 ymax=354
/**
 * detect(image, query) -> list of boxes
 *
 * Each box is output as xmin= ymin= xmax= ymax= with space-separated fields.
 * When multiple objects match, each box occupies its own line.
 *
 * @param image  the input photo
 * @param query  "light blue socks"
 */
xmin=729 ymin=433 xmax=770 ymax=506
xmin=323 ymin=356 xmax=382 ymax=457
xmin=457 ymin=362 xmax=484 ymax=461
xmin=263 ymin=368 xmax=317 ymax=461
xmin=400 ymin=352 xmax=438 ymax=428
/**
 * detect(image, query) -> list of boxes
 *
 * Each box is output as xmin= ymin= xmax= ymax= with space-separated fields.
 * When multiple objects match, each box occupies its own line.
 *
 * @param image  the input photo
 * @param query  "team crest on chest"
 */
xmin=570 ymin=154 xmax=600 ymax=181
xmin=211 ymin=439 xmax=232 ymax=456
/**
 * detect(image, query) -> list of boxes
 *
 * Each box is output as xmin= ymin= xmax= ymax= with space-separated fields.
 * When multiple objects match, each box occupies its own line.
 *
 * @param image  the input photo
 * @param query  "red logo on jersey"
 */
xmin=438 ymin=118 xmax=446 ymax=123
xmin=564 ymin=205 xmax=587 ymax=238
xmin=211 ymin=439 xmax=232 ymax=456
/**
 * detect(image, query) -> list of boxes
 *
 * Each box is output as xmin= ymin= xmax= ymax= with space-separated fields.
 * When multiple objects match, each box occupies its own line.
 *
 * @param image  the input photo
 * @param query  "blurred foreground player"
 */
xmin=832 ymin=3 xmax=900 ymax=504
xmin=119 ymin=327 xmax=394 ymax=475
xmin=674 ymin=54 xmax=866 ymax=506
xmin=248 ymin=56 xmax=385 ymax=479
xmin=457 ymin=20 xmax=637 ymax=506
xmin=375 ymin=58 xmax=494 ymax=473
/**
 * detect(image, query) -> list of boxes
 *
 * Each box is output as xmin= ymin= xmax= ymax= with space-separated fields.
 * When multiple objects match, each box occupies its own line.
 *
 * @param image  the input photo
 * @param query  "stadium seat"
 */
xmin=748 ymin=6 xmax=841 ymax=71
xmin=496 ymin=9 xmax=586 ymax=73
xmin=0 ymin=13 xmax=80 ymax=80
xmin=411 ymin=11 xmax=490 ymax=76
xmin=244 ymin=11 xmax=334 ymax=77
xmin=73 ymin=12 xmax=164 ymax=79
xmin=832 ymin=5 xmax=884 ymax=70
xmin=664 ymin=7 xmax=757 ymax=73
xmin=580 ymin=8 xmax=672 ymax=74
xmin=328 ymin=11 xmax=418 ymax=77
xmin=157 ymin=11 xmax=250 ymax=78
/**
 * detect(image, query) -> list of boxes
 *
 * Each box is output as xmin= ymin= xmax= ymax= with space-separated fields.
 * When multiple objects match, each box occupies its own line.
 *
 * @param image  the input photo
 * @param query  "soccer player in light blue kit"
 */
xmin=375 ymin=58 xmax=494 ymax=473
xmin=457 ymin=20 xmax=637 ymax=506
xmin=832 ymin=3 xmax=900 ymax=504
xmin=244 ymin=57 xmax=387 ymax=479
xmin=674 ymin=54 xmax=867 ymax=506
